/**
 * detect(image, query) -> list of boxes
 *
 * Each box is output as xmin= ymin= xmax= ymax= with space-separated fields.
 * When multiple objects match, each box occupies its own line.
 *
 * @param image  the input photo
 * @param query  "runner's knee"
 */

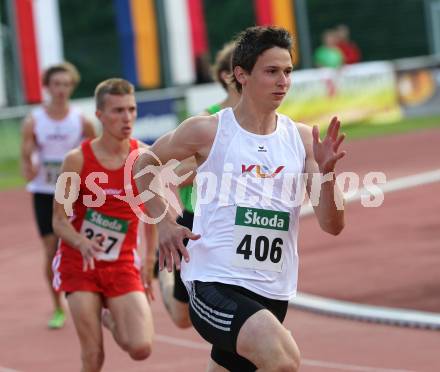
xmin=172 ymin=317 xmax=192 ymax=329
xmin=126 ymin=341 xmax=152 ymax=360
xmin=168 ymin=299 xmax=191 ymax=329
xmin=278 ymin=348 xmax=300 ymax=372
xmin=171 ymin=309 xmax=191 ymax=329
xmin=238 ymin=314 xmax=300 ymax=371
xmin=273 ymin=359 xmax=300 ymax=372
xmin=115 ymin=324 xmax=152 ymax=360
xmin=268 ymin=329 xmax=300 ymax=372
xmin=81 ymin=349 xmax=104 ymax=371
xmin=255 ymin=347 xmax=300 ymax=372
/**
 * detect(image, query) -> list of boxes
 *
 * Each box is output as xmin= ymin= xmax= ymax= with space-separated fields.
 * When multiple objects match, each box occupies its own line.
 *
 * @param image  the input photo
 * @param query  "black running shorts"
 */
xmin=32 ymin=192 xmax=55 ymax=237
xmin=188 ymin=281 xmax=288 ymax=371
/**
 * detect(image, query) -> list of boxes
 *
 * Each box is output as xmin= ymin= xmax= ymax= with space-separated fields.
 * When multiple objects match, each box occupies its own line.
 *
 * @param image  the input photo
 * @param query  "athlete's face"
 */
xmin=45 ymin=72 xmax=75 ymax=104
xmin=238 ymin=47 xmax=292 ymax=110
xmin=96 ymin=94 xmax=137 ymax=139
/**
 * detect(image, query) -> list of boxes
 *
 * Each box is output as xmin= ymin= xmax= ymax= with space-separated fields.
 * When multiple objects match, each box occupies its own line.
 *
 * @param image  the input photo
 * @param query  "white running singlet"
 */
xmin=181 ymin=108 xmax=306 ymax=300
xmin=27 ymin=107 xmax=83 ymax=194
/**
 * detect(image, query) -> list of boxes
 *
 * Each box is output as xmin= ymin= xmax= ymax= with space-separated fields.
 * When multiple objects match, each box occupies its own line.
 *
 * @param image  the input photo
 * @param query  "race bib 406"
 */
xmin=232 ymin=206 xmax=290 ymax=272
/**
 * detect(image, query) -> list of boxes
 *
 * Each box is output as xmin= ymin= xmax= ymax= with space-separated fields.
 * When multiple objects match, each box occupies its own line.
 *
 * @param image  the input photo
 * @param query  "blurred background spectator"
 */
xmin=335 ymin=24 xmax=361 ymax=64
xmin=313 ymin=29 xmax=344 ymax=68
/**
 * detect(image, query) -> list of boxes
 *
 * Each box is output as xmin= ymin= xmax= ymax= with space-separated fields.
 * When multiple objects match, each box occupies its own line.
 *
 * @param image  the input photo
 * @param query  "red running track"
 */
xmin=1 ymin=128 xmax=439 ymax=371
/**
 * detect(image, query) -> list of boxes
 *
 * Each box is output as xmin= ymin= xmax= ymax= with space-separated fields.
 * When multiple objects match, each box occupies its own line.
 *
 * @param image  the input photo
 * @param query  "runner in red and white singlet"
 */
xmin=52 ymin=78 xmax=155 ymax=371
xmin=54 ymin=138 xmax=144 ymax=296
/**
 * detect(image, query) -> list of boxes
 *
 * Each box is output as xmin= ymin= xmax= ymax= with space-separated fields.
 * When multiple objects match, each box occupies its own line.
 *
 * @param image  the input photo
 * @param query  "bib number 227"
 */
xmin=83 ymin=227 xmax=118 ymax=254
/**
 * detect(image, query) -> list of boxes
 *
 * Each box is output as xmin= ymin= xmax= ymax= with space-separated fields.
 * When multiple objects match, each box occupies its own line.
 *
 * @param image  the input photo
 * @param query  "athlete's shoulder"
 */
xmin=184 ymin=113 xmax=218 ymax=126
xmin=22 ymin=113 xmax=35 ymax=133
xmin=291 ymin=122 xmax=313 ymax=158
xmin=179 ymin=114 xmax=218 ymax=138
xmin=65 ymin=146 xmax=84 ymax=162
xmin=277 ymin=113 xmax=311 ymax=136
xmin=62 ymin=146 xmax=84 ymax=173
xmin=293 ymin=121 xmax=312 ymax=135
xmin=136 ymin=140 xmax=150 ymax=150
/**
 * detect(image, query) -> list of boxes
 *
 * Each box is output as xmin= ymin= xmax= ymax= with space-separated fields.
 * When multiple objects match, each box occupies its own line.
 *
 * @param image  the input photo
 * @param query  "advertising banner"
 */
xmin=133 ymin=97 xmax=180 ymax=144
xmin=279 ymin=62 xmax=402 ymax=126
xmin=395 ymin=56 xmax=440 ymax=117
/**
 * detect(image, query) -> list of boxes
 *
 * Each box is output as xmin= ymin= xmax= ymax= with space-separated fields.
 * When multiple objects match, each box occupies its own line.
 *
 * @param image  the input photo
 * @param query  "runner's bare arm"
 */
xmin=134 ymin=115 xmax=215 ymax=219
xmin=134 ymin=116 xmax=215 ymax=271
xmin=137 ymin=140 xmax=192 ymax=193
xmin=21 ymin=115 xmax=37 ymax=181
xmin=135 ymin=142 xmax=158 ymax=296
xmin=142 ymin=221 xmax=157 ymax=301
xmin=175 ymin=156 xmax=197 ymax=187
xmin=52 ymin=149 xmax=105 ymax=270
xmin=81 ymin=116 xmax=97 ymax=139
xmin=52 ymin=149 xmax=84 ymax=247
xmin=297 ymin=118 xmax=345 ymax=235
xmin=137 ymin=141 xmax=151 ymax=151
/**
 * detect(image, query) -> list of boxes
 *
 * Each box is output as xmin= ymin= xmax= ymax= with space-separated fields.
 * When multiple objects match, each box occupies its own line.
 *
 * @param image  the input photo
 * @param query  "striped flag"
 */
xmin=163 ymin=0 xmax=195 ymax=85
xmin=13 ymin=0 xmax=64 ymax=103
xmin=113 ymin=0 xmax=161 ymax=88
xmin=0 ymin=6 xmax=6 ymax=106
xmin=187 ymin=0 xmax=209 ymax=59
xmin=254 ymin=0 xmax=299 ymax=65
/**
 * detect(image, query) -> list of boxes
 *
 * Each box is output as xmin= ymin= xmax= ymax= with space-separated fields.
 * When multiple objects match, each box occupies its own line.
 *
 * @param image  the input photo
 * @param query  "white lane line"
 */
xmin=0 ymin=367 xmax=21 ymax=372
xmin=294 ymin=169 xmax=440 ymax=329
xmin=300 ymin=169 xmax=440 ymax=216
xmin=156 ymin=334 xmax=209 ymax=350
xmin=301 ymin=359 xmax=415 ymax=372
xmin=155 ymin=334 xmax=413 ymax=372
xmin=369 ymin=169 xmax=440 ymax=196
xmin=290 ymin=293 xmax=440 ymax=329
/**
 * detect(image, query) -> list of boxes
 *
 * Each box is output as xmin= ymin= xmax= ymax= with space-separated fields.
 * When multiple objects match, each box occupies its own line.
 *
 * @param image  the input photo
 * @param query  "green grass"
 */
xmin=342 ymin=115 xmax=440 ymax=141
xmin=0 ymin=157 xmax=24 ymax=190
xmin=0 ymin=119 xmax=24 ymax=191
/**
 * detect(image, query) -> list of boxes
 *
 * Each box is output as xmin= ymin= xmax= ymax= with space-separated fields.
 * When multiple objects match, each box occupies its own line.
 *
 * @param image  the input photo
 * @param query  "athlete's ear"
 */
xmin=95 ymin=109 xmax=102 ymax=122
xmin=234 ymin=66 xmax=248 ymax=88
xmin=220 ymin=71 xmax=230 ymax=86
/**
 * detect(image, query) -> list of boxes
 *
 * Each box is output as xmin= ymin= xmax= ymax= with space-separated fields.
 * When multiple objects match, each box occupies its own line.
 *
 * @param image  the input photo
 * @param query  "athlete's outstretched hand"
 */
xmin=312 ymin=116 xmax=346 ymax=174
xmin=76 ymin=235 xmax=106 ymax=271
xmin=157 ymin=218 xmax=200 ymax=272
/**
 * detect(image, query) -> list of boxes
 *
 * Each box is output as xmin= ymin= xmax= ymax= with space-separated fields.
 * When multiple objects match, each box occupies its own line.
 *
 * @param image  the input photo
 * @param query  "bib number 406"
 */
xmin=236 ymin=234 xmax=282 ymax=263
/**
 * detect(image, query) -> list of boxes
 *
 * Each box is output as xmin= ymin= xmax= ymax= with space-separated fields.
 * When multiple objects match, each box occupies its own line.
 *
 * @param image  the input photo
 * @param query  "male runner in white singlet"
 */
xmin=21 ymin=62 xmax=95 ymax=328
xmin=136 ymin=26 xmax=346 ymax=371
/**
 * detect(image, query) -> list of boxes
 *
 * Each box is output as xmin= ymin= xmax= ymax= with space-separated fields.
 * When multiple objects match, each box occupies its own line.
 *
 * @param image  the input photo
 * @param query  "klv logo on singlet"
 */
xmin=241 ymin=164 xmax=285 ymax=178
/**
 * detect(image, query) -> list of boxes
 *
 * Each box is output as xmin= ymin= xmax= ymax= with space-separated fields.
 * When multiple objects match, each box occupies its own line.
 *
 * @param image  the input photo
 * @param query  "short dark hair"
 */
xmin=212 ymin=41 xmax=235 ymax=91
xmin=42 ymin=62 xmax=80 ymax=87
xmin=232 ymin=26 xmax=293 ymax=92
xmin=94 ymin=78 xmax=135 ymax=109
